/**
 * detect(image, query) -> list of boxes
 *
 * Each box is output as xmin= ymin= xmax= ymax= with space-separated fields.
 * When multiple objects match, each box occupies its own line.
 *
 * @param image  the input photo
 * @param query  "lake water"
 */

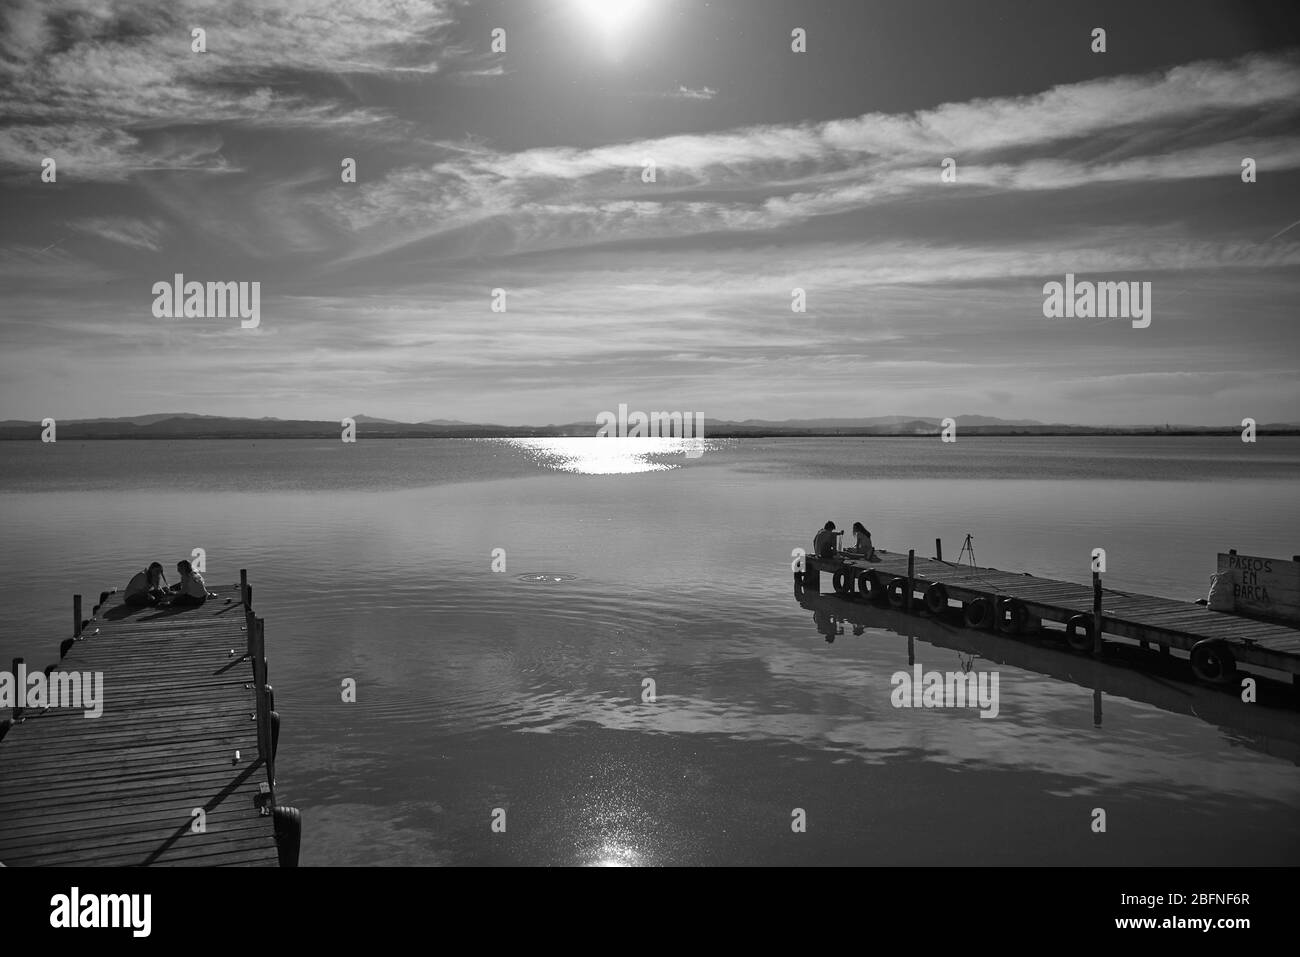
xmin=1 ymin=436 xmax=1298 ymax=865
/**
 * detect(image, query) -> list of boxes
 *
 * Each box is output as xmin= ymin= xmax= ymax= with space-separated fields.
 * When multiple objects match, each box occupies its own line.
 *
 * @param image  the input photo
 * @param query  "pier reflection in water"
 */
xmin=795 ymin=586 xmax=1300 ymax=764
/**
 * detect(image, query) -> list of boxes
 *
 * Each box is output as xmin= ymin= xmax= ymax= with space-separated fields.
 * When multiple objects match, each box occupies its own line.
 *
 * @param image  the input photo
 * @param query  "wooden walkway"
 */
xmin=0 ymin=575 xmax=297 ymax=866
xmin=803 ymin=550 xmax=1300 ymax=678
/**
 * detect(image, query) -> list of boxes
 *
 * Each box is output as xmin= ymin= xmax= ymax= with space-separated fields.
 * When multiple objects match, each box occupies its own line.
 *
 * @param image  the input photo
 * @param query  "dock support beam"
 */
xmin=935 ymin=539 xmax=943 ymax=562
xmin=906 ymin=550 xmax=915 ymax=614
xmin=1092 ymin=572 xmax=1103 ymax=656
xmin=73 ymin=595 xmax=82 ymax=639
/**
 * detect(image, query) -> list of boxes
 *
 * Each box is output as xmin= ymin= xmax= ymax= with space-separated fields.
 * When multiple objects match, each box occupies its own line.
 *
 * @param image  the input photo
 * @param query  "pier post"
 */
xmin=251 ymin=617 xmax=275 ymax=793
xmin=73 ymin=595 xmax=82 ymax=639
xmin=11 ymin=657 xmax=22 ymax=720
xmin=240 ymin=568 xmax=249 ymax=608
xmin=935 ymin=539 xmax=943 ymax=562
xmin=906 ymin=550 xmax=915 ymax=614
xmin=1092 ymin=572 xmax=1103 ymax=656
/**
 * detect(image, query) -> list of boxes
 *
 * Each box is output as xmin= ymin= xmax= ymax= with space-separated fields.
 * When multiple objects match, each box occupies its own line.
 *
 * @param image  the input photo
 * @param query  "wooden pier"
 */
xmin=799 ymin=548 xmax=1300 ymax=685
xmin=0 ymin=571 xmax=300 ymax=866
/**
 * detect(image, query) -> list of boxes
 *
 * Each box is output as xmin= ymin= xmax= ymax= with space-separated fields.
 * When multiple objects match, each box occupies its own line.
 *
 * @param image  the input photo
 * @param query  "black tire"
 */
xmin=924 ymin=583 xmax=948 ymax=615
xmin=963 ymin=597 xmax=992 ymax=629
xmin=866 ymin=570 xmax=889 ymax=604
xmin=856 ymin=570 xmax=876 ymax=600
xmin=273 ymin=806 xmax=302 ymax=868
xmin=997 ymin=597 xmax=1026 ymax=635
xmin=1065 ymin=614 xmax=1093 ymax=652
xmin=832 ymin=569 xmax=855 ymax=596
xmin=887 ymin=577 xmax=908 ymax=608
xmin=1190 ymin=639 xmax=1237 ymax=684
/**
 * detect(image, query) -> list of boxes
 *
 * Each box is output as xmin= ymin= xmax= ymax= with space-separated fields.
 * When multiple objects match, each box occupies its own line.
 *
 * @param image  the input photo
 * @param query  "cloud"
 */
xmin=66 ymin=216 xmax=166 ymax=251
xmin=450 ymin=63 xmax=510 ymax=85
xmin=632 ymin=85 xmax=717 ymax=100
xmin=0 ymin=0 xmax=461 ymax=179
xmin=310 ymin=51 xmax=1300 ymax=263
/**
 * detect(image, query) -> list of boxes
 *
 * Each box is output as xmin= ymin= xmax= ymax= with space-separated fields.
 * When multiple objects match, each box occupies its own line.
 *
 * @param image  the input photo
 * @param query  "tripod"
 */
xmin=957 ymin=533 xmax=976 ymax=567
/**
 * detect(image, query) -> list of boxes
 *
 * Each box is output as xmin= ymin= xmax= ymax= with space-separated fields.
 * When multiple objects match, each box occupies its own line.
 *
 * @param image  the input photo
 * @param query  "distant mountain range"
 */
xmin=1 ymin=413 xmax=1296 ymax=440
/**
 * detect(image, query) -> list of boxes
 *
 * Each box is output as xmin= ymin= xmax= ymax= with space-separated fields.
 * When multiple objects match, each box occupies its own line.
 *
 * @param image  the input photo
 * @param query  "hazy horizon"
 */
xmin=5 ymin=409 xmax=1297 ymax=430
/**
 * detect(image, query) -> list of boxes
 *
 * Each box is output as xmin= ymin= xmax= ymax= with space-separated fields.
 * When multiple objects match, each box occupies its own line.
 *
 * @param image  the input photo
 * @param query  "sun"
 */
xmin=570 ymin=0 xmax=648 ymax=53
xmin=572 ymin=0 xmax=647 ymax=33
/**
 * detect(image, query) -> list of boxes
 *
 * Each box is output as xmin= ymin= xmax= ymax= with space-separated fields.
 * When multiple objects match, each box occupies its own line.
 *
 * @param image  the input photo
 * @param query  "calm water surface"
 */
xmin=1 ymin=436 xmax=1297 ymax=865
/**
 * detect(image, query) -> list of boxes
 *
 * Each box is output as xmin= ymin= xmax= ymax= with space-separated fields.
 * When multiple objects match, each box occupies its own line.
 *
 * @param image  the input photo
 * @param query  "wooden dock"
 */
xmin=0 ymin=572 xmax=300 ymax=866
xmin=800 ymin=549 xmax=1300 ymax=684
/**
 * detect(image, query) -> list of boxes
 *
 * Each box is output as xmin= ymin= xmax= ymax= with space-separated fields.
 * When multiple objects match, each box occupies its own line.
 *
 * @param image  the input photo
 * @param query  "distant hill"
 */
xmin=1 ymin=414 xmax=1296 ymax=440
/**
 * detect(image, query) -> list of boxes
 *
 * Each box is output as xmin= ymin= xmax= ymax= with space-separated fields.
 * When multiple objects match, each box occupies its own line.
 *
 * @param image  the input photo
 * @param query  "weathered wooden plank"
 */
xmin=0 ymin=784 xmax=267 ymax=826
xmin=0 ymin=803 xmax=268 ymax=841
xmin=13 ymin=832 xmax=280 ymax=868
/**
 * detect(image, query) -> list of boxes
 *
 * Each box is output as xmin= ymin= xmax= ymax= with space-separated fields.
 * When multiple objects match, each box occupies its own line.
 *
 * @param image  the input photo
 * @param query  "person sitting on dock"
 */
xmin=124 ymin=562 xmax=168 ymax=608
xmin=849 ymin=522 xmax=880 ymax=561
xmin=813 ymin=521 xmax=839 ymax=560
xmin=167 ymin=560 xmax=212 ymax=607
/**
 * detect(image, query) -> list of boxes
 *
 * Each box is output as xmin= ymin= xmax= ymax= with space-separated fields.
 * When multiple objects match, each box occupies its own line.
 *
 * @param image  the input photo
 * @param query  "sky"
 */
xmin=1 ymin=0 xmax=1298 ymax=426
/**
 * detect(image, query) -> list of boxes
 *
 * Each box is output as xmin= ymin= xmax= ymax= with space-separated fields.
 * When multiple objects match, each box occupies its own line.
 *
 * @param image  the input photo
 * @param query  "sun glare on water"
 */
xmin=502 ymin=437 xmax=707 ymax=474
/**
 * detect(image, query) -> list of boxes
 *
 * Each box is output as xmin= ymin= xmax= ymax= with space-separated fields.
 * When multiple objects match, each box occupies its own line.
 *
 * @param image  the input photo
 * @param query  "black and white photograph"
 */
xmin=0 ymin=0 xmax=1297 ymax=933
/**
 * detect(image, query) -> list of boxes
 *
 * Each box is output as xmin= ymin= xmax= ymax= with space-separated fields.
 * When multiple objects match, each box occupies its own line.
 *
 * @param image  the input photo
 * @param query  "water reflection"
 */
xmin=589 ymin=842 xmax=644 ymax=867
xmin=794 ymin=586 xmax=1300 ymax=762
xmin=500 ymin=437 xmax=712 ymax=474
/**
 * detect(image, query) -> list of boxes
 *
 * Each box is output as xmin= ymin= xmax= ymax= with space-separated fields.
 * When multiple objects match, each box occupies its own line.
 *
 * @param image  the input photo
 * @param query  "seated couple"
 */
xmin=124 ymin=560 xmax=215 ymax=608
xmin=813 ymin=520 xmax=880 ymax=561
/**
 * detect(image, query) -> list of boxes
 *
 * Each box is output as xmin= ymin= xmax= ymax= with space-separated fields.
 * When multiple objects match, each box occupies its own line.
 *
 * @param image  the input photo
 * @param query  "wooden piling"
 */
xmin=251 ymin=617 xmax=275 ymax=794
xmin=1092 ymin=571 xmax=1103 ymax=656
xmin=906 ymin=549 xmax=915 ymax=614
xmin=935 ymin=538 xmax=943 ymax=562
xmin=73 ymin=595 xmax=82 ymax=639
